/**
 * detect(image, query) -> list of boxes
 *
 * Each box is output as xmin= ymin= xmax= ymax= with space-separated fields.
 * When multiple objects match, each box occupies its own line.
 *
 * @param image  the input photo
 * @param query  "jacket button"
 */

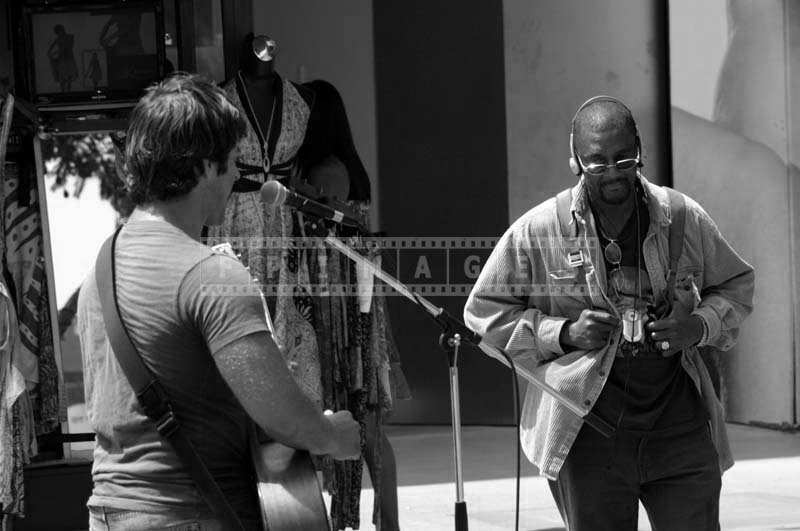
xmin=584 ymin=400 xmax=591 ymax=407
xmin=598 ymin=370 xmax=606 ymax=377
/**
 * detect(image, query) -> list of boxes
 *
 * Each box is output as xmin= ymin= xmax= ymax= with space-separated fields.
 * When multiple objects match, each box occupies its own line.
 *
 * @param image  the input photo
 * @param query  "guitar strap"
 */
xmin=95 ymin=227 xmax=246 ymax=531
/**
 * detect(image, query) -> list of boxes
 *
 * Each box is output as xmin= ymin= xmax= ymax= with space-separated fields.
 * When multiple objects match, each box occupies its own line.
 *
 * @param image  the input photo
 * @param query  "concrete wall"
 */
xmin=374 ymin=0 xmax=512 ymax=425
xmin=0 ymin=0 xmax=12 ymax=94
xmin=503 ymin=0 xmax=670 ymax=221
xmin=791 ymin=0 xmax=800 ymax=422
xmin=670 ymin=0 xmax=800 ymax=424
xmin=253 ymin=1 xmax=379 ymax=227
xmin=668 ymin=0 xmax=727 ymax=120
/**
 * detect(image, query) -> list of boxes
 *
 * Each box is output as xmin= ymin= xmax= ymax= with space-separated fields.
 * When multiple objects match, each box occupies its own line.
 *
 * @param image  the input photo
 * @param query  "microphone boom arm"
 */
xmin=324 ymin=235 xmax=615 ymax=438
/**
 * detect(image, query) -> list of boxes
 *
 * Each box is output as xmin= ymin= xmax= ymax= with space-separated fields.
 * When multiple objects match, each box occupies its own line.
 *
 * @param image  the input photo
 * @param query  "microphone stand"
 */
xmin=321 ymin=232 xmax=616 ymax=531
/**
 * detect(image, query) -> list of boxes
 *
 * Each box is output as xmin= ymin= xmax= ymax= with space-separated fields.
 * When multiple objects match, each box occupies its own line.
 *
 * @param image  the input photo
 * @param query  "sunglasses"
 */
xmin=578 ymin=154 xmax=640 ymax=176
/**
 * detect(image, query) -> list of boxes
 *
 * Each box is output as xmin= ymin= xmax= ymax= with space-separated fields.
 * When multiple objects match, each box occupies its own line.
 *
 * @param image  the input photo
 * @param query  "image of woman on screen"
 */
xmin=84 ymin=51 xmax=102 ymax=91
xmin=99 ymin=13 xmax=144 ymax=57
xmin=47 ymin=24 xmax=79 ymax=92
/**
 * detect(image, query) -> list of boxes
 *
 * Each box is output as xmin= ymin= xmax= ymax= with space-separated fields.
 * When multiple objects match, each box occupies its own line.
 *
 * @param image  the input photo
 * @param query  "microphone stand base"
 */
xmin=455 ymin=501 xmax=468 ymax=531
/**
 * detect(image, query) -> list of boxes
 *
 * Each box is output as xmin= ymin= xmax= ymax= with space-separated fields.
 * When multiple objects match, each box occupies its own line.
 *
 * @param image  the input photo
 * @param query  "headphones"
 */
xmin=568 ymin=95 xmax=642 ymax=176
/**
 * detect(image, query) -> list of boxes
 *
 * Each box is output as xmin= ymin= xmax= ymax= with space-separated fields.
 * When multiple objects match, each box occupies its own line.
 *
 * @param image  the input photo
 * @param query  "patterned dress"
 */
xmin=208 ymin=73 xmax=410 ymax=529
xmin=206 ymin=73 xmax=324 ymax=405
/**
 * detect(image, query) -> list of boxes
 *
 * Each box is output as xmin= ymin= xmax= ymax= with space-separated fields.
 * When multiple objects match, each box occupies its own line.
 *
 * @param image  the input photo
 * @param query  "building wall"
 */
xmin=373 ymin=0 xmax=668 ymax=424
xmin=0 ymin=0 xmax=12 ymax=94
xmin=253 ymin=0 xmax=379 ymax=227
xmin=503 ymin=0 xmax=671 ymax=221
xmin=373 ymin=0 xmax=512 ymax=424
xmin=246 ymin=1 xmax=797 ymax=427
xmin=670 ymin=0 xmax=800 ymax=424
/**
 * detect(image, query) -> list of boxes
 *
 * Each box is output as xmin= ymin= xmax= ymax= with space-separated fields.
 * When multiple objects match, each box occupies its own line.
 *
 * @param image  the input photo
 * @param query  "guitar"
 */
xmin=250 ymin=429 xmax=330 ymax=531
xmin=211 ymin=242 xmax=330 ymax=531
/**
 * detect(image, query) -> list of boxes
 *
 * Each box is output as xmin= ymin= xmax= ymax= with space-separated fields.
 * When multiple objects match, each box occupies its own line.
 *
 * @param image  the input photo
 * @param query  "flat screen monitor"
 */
xmin=22 ymin=0 xmax=166 ymax=107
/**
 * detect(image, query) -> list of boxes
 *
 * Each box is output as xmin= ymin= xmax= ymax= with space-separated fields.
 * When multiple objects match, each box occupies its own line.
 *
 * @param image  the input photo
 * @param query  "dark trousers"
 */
xmin=548 ymin=421 xmax=721 ymax=531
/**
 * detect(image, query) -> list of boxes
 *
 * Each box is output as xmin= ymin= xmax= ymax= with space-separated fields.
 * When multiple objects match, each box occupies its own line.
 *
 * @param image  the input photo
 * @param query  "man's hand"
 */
xmin=324 ymin=410 xmax=361 ymax=460
xmin=560 ymin=309 xmax=619 ymax=351
xmin=646 ymin=289 xmax=703 ymax=356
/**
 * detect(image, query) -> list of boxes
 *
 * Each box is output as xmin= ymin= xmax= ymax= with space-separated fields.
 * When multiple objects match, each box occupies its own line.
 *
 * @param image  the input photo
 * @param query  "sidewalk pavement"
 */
xmin=351 ymin=423 xmax=800 ymax=530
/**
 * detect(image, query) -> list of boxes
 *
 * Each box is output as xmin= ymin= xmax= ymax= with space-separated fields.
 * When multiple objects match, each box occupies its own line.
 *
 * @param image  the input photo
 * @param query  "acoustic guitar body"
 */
xmin=252 ymin=441 xmax=330 ymax=531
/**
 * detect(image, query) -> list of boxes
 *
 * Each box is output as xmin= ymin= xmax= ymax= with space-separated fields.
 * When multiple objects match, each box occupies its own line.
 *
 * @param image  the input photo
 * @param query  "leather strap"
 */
xmin=95 ymin=227 xmax=245 ymax=530
xmin=556 ymin=188 xmax=577 ymax=238
xmin=555 ymin=188 xmax=594 ymax=307
xmin=555 ymin=185 xmax=688 ymax=312
xmin=663 ymin=187 xmax=686 ymax=312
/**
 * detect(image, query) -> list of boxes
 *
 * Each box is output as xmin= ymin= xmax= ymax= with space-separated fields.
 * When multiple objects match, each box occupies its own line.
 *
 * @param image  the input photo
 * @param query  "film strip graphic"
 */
xmin=200 ymin=236 xmax=600 ymax=298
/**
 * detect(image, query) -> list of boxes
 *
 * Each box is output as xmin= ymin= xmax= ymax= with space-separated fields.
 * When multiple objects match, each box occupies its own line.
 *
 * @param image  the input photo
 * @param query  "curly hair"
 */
xmin=124 ymin=72 xmax=247 ymax=205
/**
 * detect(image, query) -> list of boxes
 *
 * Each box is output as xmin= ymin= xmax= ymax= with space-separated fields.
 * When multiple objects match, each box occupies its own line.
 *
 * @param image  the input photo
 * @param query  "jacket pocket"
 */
xmin=547 ymin=268 xmax=590 ymax=320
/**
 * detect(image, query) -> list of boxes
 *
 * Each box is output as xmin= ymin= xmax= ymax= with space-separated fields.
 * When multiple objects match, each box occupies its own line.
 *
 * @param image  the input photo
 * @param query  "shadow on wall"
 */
xmin=670 ymin=0 xmax=800 ymax=426
xmin=673 ymin=107 xmax=799 ymax=426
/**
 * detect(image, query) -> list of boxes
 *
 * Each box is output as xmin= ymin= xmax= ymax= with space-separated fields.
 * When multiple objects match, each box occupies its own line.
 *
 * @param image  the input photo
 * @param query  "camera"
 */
xmin=620 ymin=301 xmax=669 ymax=356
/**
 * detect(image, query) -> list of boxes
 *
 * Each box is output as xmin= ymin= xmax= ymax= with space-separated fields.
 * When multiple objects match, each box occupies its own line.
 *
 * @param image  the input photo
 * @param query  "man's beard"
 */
xmin=598 ymin=177 xmax=633 ymax=205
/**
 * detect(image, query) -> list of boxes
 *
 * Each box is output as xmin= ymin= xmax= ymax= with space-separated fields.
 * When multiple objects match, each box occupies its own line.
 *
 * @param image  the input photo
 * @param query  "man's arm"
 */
xmin=692 ymin=205 xmax=755 ymax=351
xmin=181 ymin=254 xmax=359 ymax=459
xmin=464 ymin=218 xmax=569 ymax=363
xmin=213 ymin=331 xmax=359 ymax=459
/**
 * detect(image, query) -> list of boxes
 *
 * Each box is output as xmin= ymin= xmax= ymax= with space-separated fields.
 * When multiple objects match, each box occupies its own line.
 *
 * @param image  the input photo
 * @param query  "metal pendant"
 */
xmin=603 ymin=240 xmax=622 ymax=264
xmin=622 ymin=308 xmax=644 ymax=343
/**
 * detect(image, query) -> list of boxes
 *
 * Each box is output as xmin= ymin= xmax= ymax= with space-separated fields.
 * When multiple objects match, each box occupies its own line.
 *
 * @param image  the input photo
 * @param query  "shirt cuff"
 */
xmin=691 ymin=306 xmax=718 ymax=347
xmin=537 ymin=316 xmax=570 ymax=356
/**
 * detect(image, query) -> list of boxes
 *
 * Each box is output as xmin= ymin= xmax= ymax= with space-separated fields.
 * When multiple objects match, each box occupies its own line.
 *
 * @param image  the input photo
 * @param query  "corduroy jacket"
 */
xmin=464 ymin=174 xmax=754 ymax=479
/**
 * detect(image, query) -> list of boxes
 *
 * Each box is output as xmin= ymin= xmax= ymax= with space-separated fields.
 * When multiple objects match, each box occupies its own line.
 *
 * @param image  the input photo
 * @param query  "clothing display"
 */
xmin=208 ymin=71 xmax=408 ymax=529
xmin=3 ymin=164 xmax=61 ymax=435
xmin=0 ymin=278 xmax=29 ymax=514
xmin=0 ymin=150 xmax=60 ymax=521
xmin=207 ymin=71 xmax=322 ymax=406
xmin=297 ymin=80 xmax=371 ymax=202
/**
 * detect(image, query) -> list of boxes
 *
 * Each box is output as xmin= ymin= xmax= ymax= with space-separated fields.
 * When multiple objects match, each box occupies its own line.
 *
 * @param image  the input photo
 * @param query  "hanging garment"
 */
xmin=0 ymin=277 xmax=22 ymax=510
xmin=206 ymin=72 xmax=321 ymax=404
xmin=3 ymin=164 xmax=40 ymax=385
xmin=25 ymin=257 xmax=60 ymax=435
xmin=210 ymin=75 xmax=410 ymax=530
xmin=0 ymin=276 xmax=36 ymax=520
xmin=2 ymin=163 xmax=60 ymax=435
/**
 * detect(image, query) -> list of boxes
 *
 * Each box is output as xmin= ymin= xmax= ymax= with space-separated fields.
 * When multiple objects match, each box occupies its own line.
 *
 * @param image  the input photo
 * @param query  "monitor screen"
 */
xmin=26 ymin=1 xmax=164 ymax=106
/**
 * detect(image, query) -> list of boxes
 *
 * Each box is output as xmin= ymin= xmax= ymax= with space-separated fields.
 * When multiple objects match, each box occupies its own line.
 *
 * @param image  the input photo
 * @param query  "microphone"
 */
xmin=259 ymin=180 xmax=363 ymax=229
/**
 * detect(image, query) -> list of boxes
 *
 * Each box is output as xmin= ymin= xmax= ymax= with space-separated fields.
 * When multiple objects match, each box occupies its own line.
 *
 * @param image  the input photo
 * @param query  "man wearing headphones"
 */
xmin=464 ymin=96 xmax=754 ymax=530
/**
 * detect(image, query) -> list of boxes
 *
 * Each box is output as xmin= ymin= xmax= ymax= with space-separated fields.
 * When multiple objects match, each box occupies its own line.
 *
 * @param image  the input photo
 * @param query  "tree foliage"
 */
xmin=44 ymin=132 xmax=134 ymax=217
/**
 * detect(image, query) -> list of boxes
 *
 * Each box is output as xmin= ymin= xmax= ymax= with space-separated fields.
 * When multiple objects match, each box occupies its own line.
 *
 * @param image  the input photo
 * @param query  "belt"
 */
xmin=232 ymin=157 xmax=296 ymax=193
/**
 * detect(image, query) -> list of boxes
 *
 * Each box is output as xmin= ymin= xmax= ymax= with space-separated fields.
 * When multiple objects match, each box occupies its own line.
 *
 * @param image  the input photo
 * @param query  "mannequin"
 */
xmin=239 ymin=34 xmax=279 ymax=143
xmin=209 ymin=35 xmax=408 ymax=530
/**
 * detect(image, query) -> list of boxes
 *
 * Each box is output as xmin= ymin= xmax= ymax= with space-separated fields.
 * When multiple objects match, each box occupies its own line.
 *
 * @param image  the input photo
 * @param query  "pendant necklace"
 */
xmin=595 ymin=212 xmax=632 ymax=266
xmin=238 ymin=71 xmax=278 ymax=176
